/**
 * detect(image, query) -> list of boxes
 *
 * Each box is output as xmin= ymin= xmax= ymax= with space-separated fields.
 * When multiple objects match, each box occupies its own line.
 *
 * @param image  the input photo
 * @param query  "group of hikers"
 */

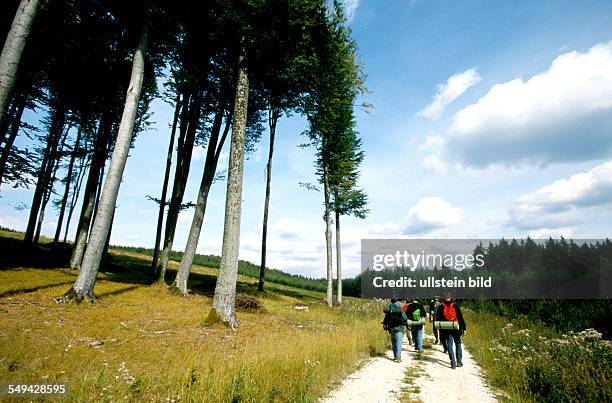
xmin=382 ymin=296 xmax=466 ymax=369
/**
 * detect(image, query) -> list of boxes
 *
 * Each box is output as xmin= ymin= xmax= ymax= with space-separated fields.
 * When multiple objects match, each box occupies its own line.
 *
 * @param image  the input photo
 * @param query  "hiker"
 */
xmin=405 ymin=299 xmax=427 ymax=353
xmin=429 ymin=298 xmax=441 ymax=344
xmin=401 ymin=298 xmax=412 ymax=345
xmin=436 ymin=297 xmax=467 ymax=369
xmin=382 ymin=297 xmax=408 ymax=362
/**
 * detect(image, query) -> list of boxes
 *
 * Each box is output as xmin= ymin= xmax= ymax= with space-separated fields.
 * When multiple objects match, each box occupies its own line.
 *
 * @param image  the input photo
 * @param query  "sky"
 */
xmin=3 ymin=0 xmax=612 ymax=278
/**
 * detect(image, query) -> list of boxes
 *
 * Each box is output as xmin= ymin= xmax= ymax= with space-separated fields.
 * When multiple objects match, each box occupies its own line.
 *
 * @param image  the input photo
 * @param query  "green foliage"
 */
xmin=465 ymin=310 xmax=612 ymax=402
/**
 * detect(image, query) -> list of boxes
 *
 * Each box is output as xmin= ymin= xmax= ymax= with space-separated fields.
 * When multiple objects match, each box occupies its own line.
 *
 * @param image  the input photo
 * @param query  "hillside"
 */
xmin=0 ymin=230 xmax=387 ymax=402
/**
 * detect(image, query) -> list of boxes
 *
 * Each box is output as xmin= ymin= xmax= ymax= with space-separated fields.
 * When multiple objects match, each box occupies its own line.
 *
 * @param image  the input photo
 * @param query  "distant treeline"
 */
xmin=112 ymin=244 xmax=362 ymax=296
xmin=467 ymin=238 xmax=612 ymax=337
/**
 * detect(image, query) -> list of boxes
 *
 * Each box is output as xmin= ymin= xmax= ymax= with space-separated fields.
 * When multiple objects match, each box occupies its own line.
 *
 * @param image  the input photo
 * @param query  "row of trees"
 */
xmin=0 ymin=0 xmax=368 ymax=325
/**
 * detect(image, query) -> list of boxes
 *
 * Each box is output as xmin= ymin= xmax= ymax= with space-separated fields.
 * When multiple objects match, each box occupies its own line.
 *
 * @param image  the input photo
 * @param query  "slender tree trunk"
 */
xmin=158 ymin=90 xmax=200 ymax=282
xmin=34 ymin=125 xmax=69 ymax=243
xmin=54 ymin=126 xmax=82 ymax=242
xmin=23 ymin=106 xmax=65 ymax=246
xmin=151 ymin=93 xmax=181 ymax=272
xmin=335 ymin=210 xmax=342 ymax=304
xmin=64 ymin=149 xmax=88 ymax=243
xmin=0 ymin=0 xmax=41 ymax=123
xmin=101 ymin=206 xmax=116 ymax=267
xmin=0 ymin=94 xmax=26 ymax=188
xmin=174 ymin=107 xmax=228 ymax=294
xmin=69 ymin=117 xmax=111 ymax=268
xmin=59 ymin=14 xmax=149 ymax=303
xmin=258 ymin=107 xmax=279 ymax=292
xmin=323 ymin=164 xmax=333 ymax=307
xmin=210 ymin=43 xmax=249 ymax=328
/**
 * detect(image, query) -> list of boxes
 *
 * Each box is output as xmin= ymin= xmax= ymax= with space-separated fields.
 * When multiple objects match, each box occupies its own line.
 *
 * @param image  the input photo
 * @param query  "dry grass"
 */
xmin=0 ymin=232 xmax=388 ymax=402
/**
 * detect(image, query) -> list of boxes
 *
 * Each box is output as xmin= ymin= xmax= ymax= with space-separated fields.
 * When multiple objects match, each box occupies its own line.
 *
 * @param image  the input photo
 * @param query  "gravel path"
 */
xmin=321 ymin=333 xmax=497 ymax=403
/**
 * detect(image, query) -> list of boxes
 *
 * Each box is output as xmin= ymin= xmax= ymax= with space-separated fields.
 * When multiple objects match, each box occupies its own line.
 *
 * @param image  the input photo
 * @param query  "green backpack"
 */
xmin=412 ymin=308 xmax=421 ymax=321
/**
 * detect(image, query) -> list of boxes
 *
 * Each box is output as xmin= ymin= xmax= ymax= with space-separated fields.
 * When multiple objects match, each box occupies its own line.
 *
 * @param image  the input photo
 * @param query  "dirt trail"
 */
xmin=410 ymin=334 xmax=497 ymax=402
xmin=321 ymin=333 xmax=497 ymax=403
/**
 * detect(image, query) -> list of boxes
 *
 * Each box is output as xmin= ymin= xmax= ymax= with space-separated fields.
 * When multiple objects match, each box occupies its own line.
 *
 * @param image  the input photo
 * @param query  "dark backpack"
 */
xmin=382 ymin=306 xmax=403 ymax=332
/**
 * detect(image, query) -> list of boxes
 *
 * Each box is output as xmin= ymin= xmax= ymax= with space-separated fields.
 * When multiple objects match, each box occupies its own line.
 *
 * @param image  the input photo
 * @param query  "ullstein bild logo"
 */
xmin=360 ymin=239 xmax=612 ymax=299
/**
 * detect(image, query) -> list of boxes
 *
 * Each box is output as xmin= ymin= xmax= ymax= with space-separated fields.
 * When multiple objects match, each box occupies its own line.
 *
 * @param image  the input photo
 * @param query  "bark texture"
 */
xmin=69 ymin=116 xmax=111 ymax=269
xmin=211 ymin=46 xmax=249 ymax=328
xmin=62 ymin=18 xmax=149 ymax=302
xmin=0 ymin=0 xmax=41 ymax=123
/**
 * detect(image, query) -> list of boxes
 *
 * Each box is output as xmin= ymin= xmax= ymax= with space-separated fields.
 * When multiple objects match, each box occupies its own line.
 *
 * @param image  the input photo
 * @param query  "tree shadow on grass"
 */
xmin=0 ymin=281 xmax=76 ymax=298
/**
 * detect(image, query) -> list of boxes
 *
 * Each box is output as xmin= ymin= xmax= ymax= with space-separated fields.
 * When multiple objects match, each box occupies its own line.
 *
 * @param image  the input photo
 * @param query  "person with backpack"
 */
xmin=382 ymin=297 xmax=408 ymax=362
xmin=401 ymin=298 xmax=412 ymax=346
xmin=405 ymin=299 xmax=427 ymax=353
xmin=429 ymin=298 xmax=441 ymax=344
xmin=436 ymin=297 xmax=467 ymax=369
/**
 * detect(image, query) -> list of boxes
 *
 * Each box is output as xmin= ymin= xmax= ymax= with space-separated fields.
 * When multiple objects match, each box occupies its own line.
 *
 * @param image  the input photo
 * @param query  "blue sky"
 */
xmin=3 ymin=0 xmax=612 ymax=278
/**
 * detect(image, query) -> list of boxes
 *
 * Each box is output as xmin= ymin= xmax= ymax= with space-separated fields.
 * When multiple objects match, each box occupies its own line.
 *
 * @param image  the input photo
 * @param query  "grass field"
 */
xmin=0 ymin=230 xmax=388 ymax=402
xmin=464 ymin=309 xmax=612 ymax=402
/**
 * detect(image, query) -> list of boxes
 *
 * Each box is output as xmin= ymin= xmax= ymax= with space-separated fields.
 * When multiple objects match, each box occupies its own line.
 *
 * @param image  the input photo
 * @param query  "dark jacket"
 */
xmin=435 ymin=301 xmax=467 ymax=332
xmin=384 ymin=303 xmax=408 ymax=332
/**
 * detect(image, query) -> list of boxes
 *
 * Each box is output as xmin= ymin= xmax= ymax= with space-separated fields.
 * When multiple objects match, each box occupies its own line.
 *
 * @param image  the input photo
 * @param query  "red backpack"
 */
xmin=443 ymin=303 xmax=457 ymax=322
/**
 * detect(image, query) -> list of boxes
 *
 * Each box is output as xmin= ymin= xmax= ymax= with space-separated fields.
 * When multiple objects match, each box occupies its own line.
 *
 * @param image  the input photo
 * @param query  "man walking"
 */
xmin=383 ymin=297 xmax=408 ymax=362
xmin=405 ymin=299 xmax=427 ymax=354
xmin=436 ymin=297 xmax=467 ymax=369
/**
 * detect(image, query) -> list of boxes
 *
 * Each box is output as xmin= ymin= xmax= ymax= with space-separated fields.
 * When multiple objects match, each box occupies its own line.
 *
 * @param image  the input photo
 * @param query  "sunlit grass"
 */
xmin=0 ymin=232 xmax=388 ymax=402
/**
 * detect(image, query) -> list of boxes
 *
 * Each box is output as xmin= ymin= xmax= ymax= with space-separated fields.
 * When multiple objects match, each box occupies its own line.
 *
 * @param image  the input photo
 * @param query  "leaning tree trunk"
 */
xmin=54 ymin=126 xmax=82 ymax=242
xmin=69 ymin=116 xmax=111 ymax=269
xmin=58 ymin=15 xmax=149 ymax=303
xmin=0 ymin=93 xmax=26 ymax=188
xmin=0 ymin=0 xmax=41 ymax=124
xmin=23 ymin=106 xmax=65 ymax=246
xmin=151 ymin=93 xmax=181 ymax=272
xmin=63 ymin=147 xmax=88 ymax=243
xmin=323 ymin=164 xmax=333 ymax=307
xmin=158 ymin=91 xmax=200 ymax=282
xmin=210 ymin=44 xmax=249 ymax=328
xmin=34 ymin=125 xmax=69 ymax=243
xmin=174 ymin=107 xmax=228 ymax=294
xmin=258 ymin=106 xmax=279 ymax=292
xmin=335 ymin=210 xmax=342 ymax=305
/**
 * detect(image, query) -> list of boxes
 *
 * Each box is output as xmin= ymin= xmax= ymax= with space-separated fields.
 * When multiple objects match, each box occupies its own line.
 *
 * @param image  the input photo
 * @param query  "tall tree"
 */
xmin=210 ymin=39 xmax=249 ymax=327
xmin=0 ymin=0 xmax=41 ymax=123
xmin=59 ymin=3 xmax=152 ymax=302
xmin=302 ymin=0 xmax=366 ymax=306
xmin=150 ymin=91 xmax=181 ymax=271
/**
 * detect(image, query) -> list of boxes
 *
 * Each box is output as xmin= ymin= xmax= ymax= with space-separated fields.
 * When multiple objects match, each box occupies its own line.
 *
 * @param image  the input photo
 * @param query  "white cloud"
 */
xmin=418 ymin=68 xmax=481 ymax=120
xmin=528 ymin=227 xmax=574 ymax=239
xmin=447 ymin=40 xmax=612 ymax=167
xmin=508 ymin=160 xmax=612 ymax=230
xmin=419 ymin=135 xmax=448 ymax=173
xmin=342 ymin=0 xmax=359 ymax=22
xmin=272 ymin=217 xmax=304 ymax=240
xmin=404 ymin=196 xmax=463 ymax=234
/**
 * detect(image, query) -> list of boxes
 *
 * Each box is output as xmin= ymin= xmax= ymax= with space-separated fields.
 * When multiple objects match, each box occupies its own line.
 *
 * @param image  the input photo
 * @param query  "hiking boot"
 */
xmin=457 ymin=362 xmax=463 ymax=367
xmin=418 ymin=349 xmax=423 ymax=354
xmin=451 ymin=363 xmax=456 ymax=369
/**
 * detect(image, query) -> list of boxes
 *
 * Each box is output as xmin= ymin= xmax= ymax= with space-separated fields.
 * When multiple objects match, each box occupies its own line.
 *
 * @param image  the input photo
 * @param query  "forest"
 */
xmin=0 ymin=0 xmax=368 ymax=327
